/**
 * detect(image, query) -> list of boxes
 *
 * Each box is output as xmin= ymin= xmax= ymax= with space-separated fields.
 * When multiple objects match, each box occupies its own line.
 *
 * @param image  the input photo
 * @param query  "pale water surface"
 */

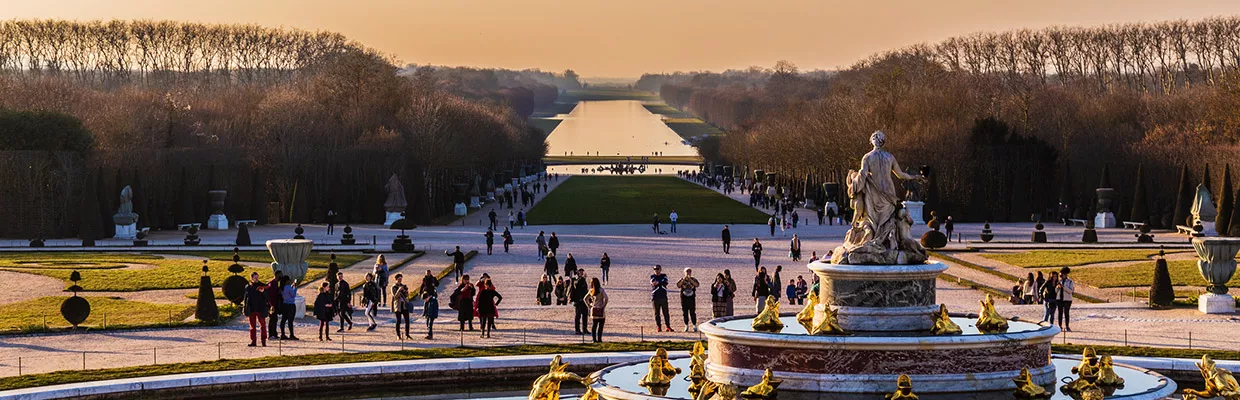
xmin=545 ymin=100 xmax=698 ymax=158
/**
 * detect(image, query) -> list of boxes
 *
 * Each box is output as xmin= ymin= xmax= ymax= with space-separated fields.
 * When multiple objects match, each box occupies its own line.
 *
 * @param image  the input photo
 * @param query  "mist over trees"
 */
xmin=0 ymin=19 xmax=552 ymax=238
xmin=644 ymin=16 xmax=1240 ymax=223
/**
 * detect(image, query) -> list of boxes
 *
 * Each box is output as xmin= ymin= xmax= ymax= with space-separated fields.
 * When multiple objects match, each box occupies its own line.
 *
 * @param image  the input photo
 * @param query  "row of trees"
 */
xmin=652 ymin=16 xmax=1240 ymax=222
xmin=0 ymin=20 xmax=552 ymax=238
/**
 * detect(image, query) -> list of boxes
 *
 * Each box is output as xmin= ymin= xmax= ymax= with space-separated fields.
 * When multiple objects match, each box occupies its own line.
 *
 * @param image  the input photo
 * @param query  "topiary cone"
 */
xmin=195 ymin=260 xmax=220 ymax=322
xmin=1148 ymin=249 xmax=1174 ymax=309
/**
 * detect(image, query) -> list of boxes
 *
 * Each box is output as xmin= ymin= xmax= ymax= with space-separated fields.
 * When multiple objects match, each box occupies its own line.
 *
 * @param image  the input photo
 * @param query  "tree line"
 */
xmin=644 ymin=16 xmax=1240 ymax=224
xmin=0 ymin=20 xmax=553 ymax=239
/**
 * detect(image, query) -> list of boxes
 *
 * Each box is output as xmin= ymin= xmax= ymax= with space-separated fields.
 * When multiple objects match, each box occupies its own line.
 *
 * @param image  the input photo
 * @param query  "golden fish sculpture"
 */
xmin=1097 ymin=355 xmax=1125 ymax=387
xmin=1183 ymin=354 xmax=1240 ymax=400
xmin=528 ymin=355 xmax=586 ymax=400
xmin=740 ymin=368 xmax=781 ymax=399
xmin=885 ymin=374 xmax=919 ymax=400
xmin=1012 ymin=367 xmax=1051 ymax=399
xmin=812 ymin=306 xmax=846 ymax=335
xmin=751 ymin=296 xmax=784 ymax=332
xmin=795 ymin=290 xmax=819 ymax=332
xmin=975 ymin=294 xmax=1009 ymax=333
xmin=687 ymin=341 xmax=709 ymax=394
xmin=929 ymin=304 xmax=962 ymax=335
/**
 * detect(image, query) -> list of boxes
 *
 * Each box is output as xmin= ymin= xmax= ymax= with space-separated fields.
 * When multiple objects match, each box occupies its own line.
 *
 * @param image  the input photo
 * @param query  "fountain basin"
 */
xmin=808 ymin=261 xmax=947 ymax=331
xmin=699 ymin=315 xmax=1059 ymax=393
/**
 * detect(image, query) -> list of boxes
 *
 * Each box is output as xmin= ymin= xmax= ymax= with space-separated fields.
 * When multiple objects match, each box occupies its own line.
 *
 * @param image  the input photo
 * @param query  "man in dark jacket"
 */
xmin=570 ymin=270 xmax=590 ymax=334
xmin=445 ymin=246 xmax=466 ymax=281
xmin=752 ymin=266 xmax=773 ymax=313
xmin=721 ymin=225 xmax=731 ymax=254
xmin=244 ymin=272 xmax=269 ymax=347
xmin=651 ymin=265 xmax=671 ymax=332
xmin=334 ymin=272 xmax=352 ymax=332
xmin=751 ymin=238 xmax=763 ymax=271
xmin=264 ymin=270 xmax=283 ymax=340
xmin=548 ymin=232 xmax=560 ymax=254
xmin=419 ymin=269 xmax=439 ymax=300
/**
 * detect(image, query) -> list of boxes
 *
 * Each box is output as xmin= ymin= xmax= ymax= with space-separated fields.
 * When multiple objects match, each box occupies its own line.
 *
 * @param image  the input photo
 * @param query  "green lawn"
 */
xmin=642 ymin=104 xmax=694 ymax=118
xmin=526 ymin=176 xmax=768 ymax=225
xmin=167 ymin=251 xmax=368 ymax=267
xmin=0 ymin=296 xmax=195 ymax=332
xmin=1070 ymin=259 xmax=1240 ymax=288
xmin=665 ymin=119 xmax=725 ymax=140
xmin=529 ymin=118 xmax=562 ymax=134
xmin=981 ymin=250 xmax=1173 ymax=268
xmin=0 ymin=253 xmax=325 ymax=291
xmin=557 ymin=88 xmax=660 ymax=102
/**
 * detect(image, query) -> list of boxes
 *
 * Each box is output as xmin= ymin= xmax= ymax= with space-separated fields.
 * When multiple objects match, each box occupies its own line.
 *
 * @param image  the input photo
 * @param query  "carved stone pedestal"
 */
xmin=902 ymin=201 xmax=925 ymax=225
xmin=114 ymin=223 xmax=137 ymax=240
xmin=1198 ymin=293 xmax=1235 ymax=314
xmin=384 ymin=211 xmax=403 ymax=227
xmin=808 ymin=261 xmax=947 ymax=331
xmin=1095 ymin=212 xmax=1117 ymax=229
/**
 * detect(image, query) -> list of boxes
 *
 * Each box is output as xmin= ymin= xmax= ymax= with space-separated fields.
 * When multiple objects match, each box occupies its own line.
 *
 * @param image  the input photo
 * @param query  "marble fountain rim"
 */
xmin=807 ymin=260 xmax=948 ymax=281
xmin=698 ymin=313 xmax=1060 ymax=351
xmin=703 ymin=360 xmax=1058 ymax=394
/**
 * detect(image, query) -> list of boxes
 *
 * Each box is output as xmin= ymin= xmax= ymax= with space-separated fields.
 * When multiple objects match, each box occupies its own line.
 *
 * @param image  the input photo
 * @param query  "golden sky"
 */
xmin=5 ymin=0 xmax=1240 ymax=78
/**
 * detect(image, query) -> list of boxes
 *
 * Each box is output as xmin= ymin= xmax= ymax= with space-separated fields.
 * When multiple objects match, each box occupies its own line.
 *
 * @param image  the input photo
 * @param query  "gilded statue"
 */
xmin=688 ymin=342 xmax=709 ymax=394
xmin=740 ymin=368 xmax=781 ymax=399
xmin=751 ymin=296 xmax=784 ymax=332
xmin=1183 ymin=354 xmax=1240 ymax=399
xmin=528 ymin=355 xmax=587 ymax=400
xmin=639 ymin=348 xmax=681 ymax=389
xmin=830 ymin=130 xmax=929 ymax=265
xmin=812 ymin=306 xmax=846 ymax=335
xmin=884 ymin=374 xmax=919 ymax=400
xmin=1012 ymin=367 xmax=1051 ymax=399
xmin=579 ymin=386 xmax=600 ymax=400
xmin=1061 ymin=349 xmax=1104 ymax=400
xmin=696 ymin=380 xmax=739 ymax=400
xmin=1096 ymin=355 xmax=1126 ymax=387
xmin=975 ymin=294 xmax=1009 ymax=333
xmin=795 ymin=290 xmax=818 ymax=332
xmin=929 ymin=304 xmax=962 ymax=335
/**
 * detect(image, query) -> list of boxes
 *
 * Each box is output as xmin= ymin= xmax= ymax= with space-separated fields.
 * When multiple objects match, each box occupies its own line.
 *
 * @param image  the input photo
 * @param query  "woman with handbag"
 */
xmin=392 ymin=273 xmax=412 ymax=340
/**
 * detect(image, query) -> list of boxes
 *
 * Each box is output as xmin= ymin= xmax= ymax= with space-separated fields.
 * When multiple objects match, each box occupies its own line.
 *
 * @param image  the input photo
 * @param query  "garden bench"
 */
xmin=177 ymin=223 xmax=201 ymax=231
xmin=1175 ymin=225 xmax=1195 ymax=235
xmin=234 ymin=219 xmax=257 ymax=228
xmin=1066 ymin=218 xmax=1087 ymax=226
xmin=1122 ymin=221 xmax=1144 ymax=230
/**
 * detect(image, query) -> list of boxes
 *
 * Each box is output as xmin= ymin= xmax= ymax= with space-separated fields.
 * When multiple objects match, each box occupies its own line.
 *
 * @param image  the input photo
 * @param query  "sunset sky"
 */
xmin=6 ymin=0 xmax=1240 ymax=78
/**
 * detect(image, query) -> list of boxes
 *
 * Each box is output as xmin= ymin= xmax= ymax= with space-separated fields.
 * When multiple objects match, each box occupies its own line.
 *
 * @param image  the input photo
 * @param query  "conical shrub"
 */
xmin=1217 ymin=165 xmax=1233 ymax=236
xmin=1148 ymin=251 xmax=1174 ymax=309
xmin=195 ymin=260 xmax=220 ymax=322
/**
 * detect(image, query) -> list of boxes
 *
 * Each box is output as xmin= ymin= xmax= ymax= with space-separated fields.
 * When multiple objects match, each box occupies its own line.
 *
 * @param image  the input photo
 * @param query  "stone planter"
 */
xmin=1191 ymin=237 xmax=1240 ymax=314
xmin=266 ymin=239 xmax=313 ymax=284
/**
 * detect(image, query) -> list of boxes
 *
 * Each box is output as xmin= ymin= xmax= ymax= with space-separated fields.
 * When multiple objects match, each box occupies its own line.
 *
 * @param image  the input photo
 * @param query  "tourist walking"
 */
xmin=536 ymin=231 xmax=547 ymax=260
xmin=537 ymin=274 xmax=553 ymax=305
xmin=502 ymin=228 xmax=513 ymax=253
xmin=479 ymin=274 xmax=499 ymax=331
xmin=392 ymin=274 xmax=412 ymax=340
xmin=1022 ymin=273 xmax=1036 ymax=304
xmin=488 ymin=209 xmax=498 ymax=230
xmin=484 ymin=229 xmax=494 ymax=255
xmin=451 ymin=275 xmax=476 ymax=331
xmin=677 ymin=268 xmax=699 ymax=332
xmin=334 ymin=272 xmax=353 ymax=331
xmin=795 ymin=276 xmax=808 ymax=305
xmin=564 ymin=253 xmax=579 ymax=277
xmin=517 ymin=210 xmax=526 ymax=229
xmin=752 ymin=266 xmax=773 ymax=313
xmin=544 ymin=251 xmax=559 ymax=276
xmin=586 ymin=277 xmax=608 ymax=342
xmin=419 ymin=269 xmax=438 ymax=300
xmin=571 ymin=270 xmax=591 ymax=334
xmin=423 ymin=291 xmax=439 ymax=340
xmin=548 ymin=232 xmax=560 ymax=254
xmin=771 ymin=265 xmax=783 ymax=303
xmin=373 ymin=255 xmax=390 ymax=305
xmin=1040 ymin=271 xmax=1059 ymax=324
xmin=721 ymin=225 xmax=731 ymax=254
xmin=669 ymin=209 xmax=679 ymax=233
xmin=244 ymin=272 xmax=269 ymax=347
xmin=1057 ymin=267 xmax=1075 ymax=332
xmin=710 ymin=273 xmax=732 ymax=318
xmin=279 ymin=275 xmax=299 ymax=340
xmin=751 ymin=238 xmax=763 ymax=271
xmin=265 ymin=271 xmax=283 ymax=340
xmin=652 ymin=213 xmax=661 ymax=233
xmin=326 ymin=210 xmax=336 ymax=235
xmin=362 ymin=273 xmax=381 ymax=331
xmin=1034 ymin=271 xmax=1046 ymax=303
xmin=789 ymin=234 xmax=802 ymax=261
xmin=599 ymin=253 xmax=611 ymax=283
xmin=723 ymin=269 xmax=738 ymax=316
xmin=651 ymin=265 xmax=672 ymax=332
xmin=508 ymin=211 xmax=515 ymax=229
xmin=768 ymin=215 xmax=776 ymax=236
xmin=313 ymin=282 xmax=335 ymax=341
xmin=554 ymin=276 xmax=568 ymax=305
xmin=446 ymin=246 xmax=467 ymax=281
xmin=945 ymin=216 xmax=955 ymax=241
xmin=475 ymin=280 xmax=502 ymax=338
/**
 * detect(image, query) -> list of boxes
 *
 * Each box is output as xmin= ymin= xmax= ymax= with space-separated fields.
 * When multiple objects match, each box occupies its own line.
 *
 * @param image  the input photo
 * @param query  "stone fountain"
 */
xmin=266 ymin=238 xmax=313 ymax=318
xmin=1192 ymin=236 xmax=1240 ymax=314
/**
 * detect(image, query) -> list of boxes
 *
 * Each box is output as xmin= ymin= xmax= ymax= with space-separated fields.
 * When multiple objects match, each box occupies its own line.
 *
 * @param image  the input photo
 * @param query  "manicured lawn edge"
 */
xmin=1 ymin=340 xmax=1234 ymax=391
xmin=0 ymin=304 xmax=240 ymax=336
xmin=931 ymin=251 xmax=1106 ymax=304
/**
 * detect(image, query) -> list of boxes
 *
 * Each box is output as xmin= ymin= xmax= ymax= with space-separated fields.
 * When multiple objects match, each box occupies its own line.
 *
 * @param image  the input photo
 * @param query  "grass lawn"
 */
xmin=529 ymin=118 xmax=562 ymax=134
xmin=0 ymin=296 xmax=195 ymax=332
xmin=1070 ymin=259 xmax=1240 ymax=288
xmin=0 ymin=253 xmax=325 ymax=291
xmin=526 ymin=176 xmax=769 ymax=225
xmin=557 ymin=88 xmax=660 ymax=103
xmin=167 ymin=251 xmax=368 ymax=267
xmin=1 ymin=340 xmax=1237 ymax=391
xmin=981 ymin=250 xmax=1174 ymax=268
xmin=665 ymin=119 xmax=724 ymax=140
xmin=642 ymin=104 xmax=694 ymax=118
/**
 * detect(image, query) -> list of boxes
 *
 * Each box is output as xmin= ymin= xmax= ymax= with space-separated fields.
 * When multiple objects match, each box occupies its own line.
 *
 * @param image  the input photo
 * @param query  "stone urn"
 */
xmin=206 ymin=190 xmax=229 ymax=230
xmin=1191 ymin=237 xmax=1240 ymax=314
xmin=266 ymin=239 xmax=313 ymax=284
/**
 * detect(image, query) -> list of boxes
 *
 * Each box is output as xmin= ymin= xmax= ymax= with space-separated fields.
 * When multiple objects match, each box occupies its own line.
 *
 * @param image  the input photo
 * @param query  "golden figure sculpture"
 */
xmin=696 ymin=381 xmax=740 ymax=400
xmin=751 ymin=296 xmax=784 ymax=332
xmin=812 ymin=306 xmax=846 ymax=335
xmin=1012 ymin=367 xmax=1051 ymax=399
xmin=795 ymin=290 xmax=819 ymax=332
xmin=1182 ymin=355 xmax=1240 ymax=399
xmin=528 ymin=355 xmax=587 ymax=400
xmin=1183 ymin=394 xmax=1198 ymax=400
xmin=579 ymin=386 xmax=600 ymax=400
xmin=1096 ymin=355 xmax=1126 ymax=387
xmin=1061 ymin=349 xmax=1104 ymax=400
xmin=884 ymin=374 xmax=919 ymax=400
xmin=975 ymin=294 xmax=1009 ymax=333
xmin=740 ymin=368 xmax=781 ymax=399
xmin=688 ymin=342 xmax=709 ymax=394
xmin=929 ymin=304 xmax=962 ymax=335
xmin=639 ymin=348 xmax=682 ymax=390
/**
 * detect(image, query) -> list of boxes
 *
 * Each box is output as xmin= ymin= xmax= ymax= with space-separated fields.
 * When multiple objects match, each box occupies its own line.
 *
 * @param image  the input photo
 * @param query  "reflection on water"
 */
xmin=546 ymin=101 xmax=698 ymax=157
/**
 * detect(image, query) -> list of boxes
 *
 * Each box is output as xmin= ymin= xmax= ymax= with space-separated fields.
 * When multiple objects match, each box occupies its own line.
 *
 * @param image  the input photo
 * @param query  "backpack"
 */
xmin=449 ymin=286 xmax=462 ymax=310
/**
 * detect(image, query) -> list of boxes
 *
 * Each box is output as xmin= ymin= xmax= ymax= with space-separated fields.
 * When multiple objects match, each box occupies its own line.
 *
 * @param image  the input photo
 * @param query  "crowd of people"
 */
xmin=1012 ymin=267 xmax=1076 ymax=331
